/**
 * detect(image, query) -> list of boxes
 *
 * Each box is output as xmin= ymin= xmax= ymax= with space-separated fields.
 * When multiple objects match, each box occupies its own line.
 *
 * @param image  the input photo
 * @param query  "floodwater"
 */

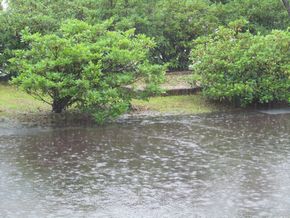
xmin=0 ymin=111 xmax=290 ymax=217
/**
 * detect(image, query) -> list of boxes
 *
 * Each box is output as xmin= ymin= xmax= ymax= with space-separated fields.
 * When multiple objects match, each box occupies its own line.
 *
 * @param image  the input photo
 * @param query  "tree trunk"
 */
xmin=282 ymin=0 xmax=290 ymax=18
xmin=52 ymin=97 xmax=71 ymax=113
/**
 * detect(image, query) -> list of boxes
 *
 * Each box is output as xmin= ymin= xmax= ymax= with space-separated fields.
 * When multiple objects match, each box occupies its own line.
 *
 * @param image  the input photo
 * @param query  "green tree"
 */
xmin=190 ymin=20 xmax=290 ymax=106
xmin=10 ymin=20 xmax=165 ymax=122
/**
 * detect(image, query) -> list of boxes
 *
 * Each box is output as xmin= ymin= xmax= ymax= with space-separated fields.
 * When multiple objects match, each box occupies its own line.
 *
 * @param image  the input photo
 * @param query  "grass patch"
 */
xmin=132 ymin=94 xmax=226 ymax=114
xmin=0 ymin=83 xmax=50 ymax=115
xmin=0 ymin=83 xmax=226 ymax=122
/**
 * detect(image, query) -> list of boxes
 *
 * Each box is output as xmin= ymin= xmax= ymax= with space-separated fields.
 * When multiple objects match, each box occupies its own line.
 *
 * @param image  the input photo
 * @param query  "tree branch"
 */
xmin=31 ymin=91 xmax=52 ymax=105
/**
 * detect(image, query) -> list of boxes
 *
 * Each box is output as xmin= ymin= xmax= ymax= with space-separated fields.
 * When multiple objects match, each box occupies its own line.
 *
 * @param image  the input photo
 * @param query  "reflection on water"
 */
xmin=0 ymin=111 xmax=290 ymax=217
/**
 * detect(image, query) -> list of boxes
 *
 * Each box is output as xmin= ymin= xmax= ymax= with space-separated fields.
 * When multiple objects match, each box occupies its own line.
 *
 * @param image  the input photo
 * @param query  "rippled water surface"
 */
xmin=0 ymin=111 xmax=290 ymax=217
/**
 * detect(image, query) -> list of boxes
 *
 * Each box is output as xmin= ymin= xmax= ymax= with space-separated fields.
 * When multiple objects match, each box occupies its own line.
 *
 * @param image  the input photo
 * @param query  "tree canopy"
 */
xmin=1 ymin=0 xmax=289 ymax=75
xmin=10 ymin=20 xmax=164 ymax=122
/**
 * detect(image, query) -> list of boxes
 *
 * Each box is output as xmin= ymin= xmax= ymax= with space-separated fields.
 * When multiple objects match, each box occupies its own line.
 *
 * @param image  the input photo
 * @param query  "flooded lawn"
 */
xmin=0 ymin=111 xmax=290 ymax=217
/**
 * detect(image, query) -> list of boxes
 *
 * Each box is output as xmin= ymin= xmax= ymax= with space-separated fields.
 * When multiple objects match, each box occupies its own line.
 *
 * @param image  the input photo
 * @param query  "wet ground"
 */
xmin=0 ymin=110 xmax=290 ymax=217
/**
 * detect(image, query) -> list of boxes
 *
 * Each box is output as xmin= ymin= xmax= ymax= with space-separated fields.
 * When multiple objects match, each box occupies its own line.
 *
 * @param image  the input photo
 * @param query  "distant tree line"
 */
xmin=1 ymin=0 xmax=289 ymax=74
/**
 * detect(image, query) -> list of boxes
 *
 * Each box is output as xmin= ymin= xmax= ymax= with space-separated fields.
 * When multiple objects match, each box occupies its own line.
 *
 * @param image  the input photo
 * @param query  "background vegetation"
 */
xmin=0 ymin=0 xmax=289 ymax=122
xmin=1 ymin=0 xmax=289 ymax=74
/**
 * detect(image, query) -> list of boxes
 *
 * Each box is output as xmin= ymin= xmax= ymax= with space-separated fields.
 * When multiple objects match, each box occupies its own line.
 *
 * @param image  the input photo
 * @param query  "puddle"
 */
xmin=258 ymin=107 xmax=290 ymax=115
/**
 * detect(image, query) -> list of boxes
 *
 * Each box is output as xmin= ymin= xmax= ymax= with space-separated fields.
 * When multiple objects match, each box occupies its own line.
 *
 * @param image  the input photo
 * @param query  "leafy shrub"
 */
xmin=150 ymin=0 xmax=220 ymax=70
xmin=190 ymin=21 xmax=290 ymax=106
xmin=10 ymin=20 xmax=165 ymax=122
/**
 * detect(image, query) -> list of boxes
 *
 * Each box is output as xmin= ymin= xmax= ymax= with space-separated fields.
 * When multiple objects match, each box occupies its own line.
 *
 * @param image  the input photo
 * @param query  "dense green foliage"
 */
xmin=190 ymin=21 xmax=290 ymax=106
xmin=0 ymin=0 xmax=95 ymax=78
xmin=1 ymin=0 xmax=290 ymax=121
xmin=1 ymin=0 xmax=289 ymax=76
xmin=148 ymin=0 xmax=219 ymax=69
xmin=10 ymin=20 xmax=164 ymax=122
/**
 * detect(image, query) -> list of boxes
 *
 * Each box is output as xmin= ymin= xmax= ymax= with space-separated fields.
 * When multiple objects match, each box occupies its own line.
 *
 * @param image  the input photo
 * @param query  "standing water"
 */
xmin=0 ymin=111 xmax=290 ymax=217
